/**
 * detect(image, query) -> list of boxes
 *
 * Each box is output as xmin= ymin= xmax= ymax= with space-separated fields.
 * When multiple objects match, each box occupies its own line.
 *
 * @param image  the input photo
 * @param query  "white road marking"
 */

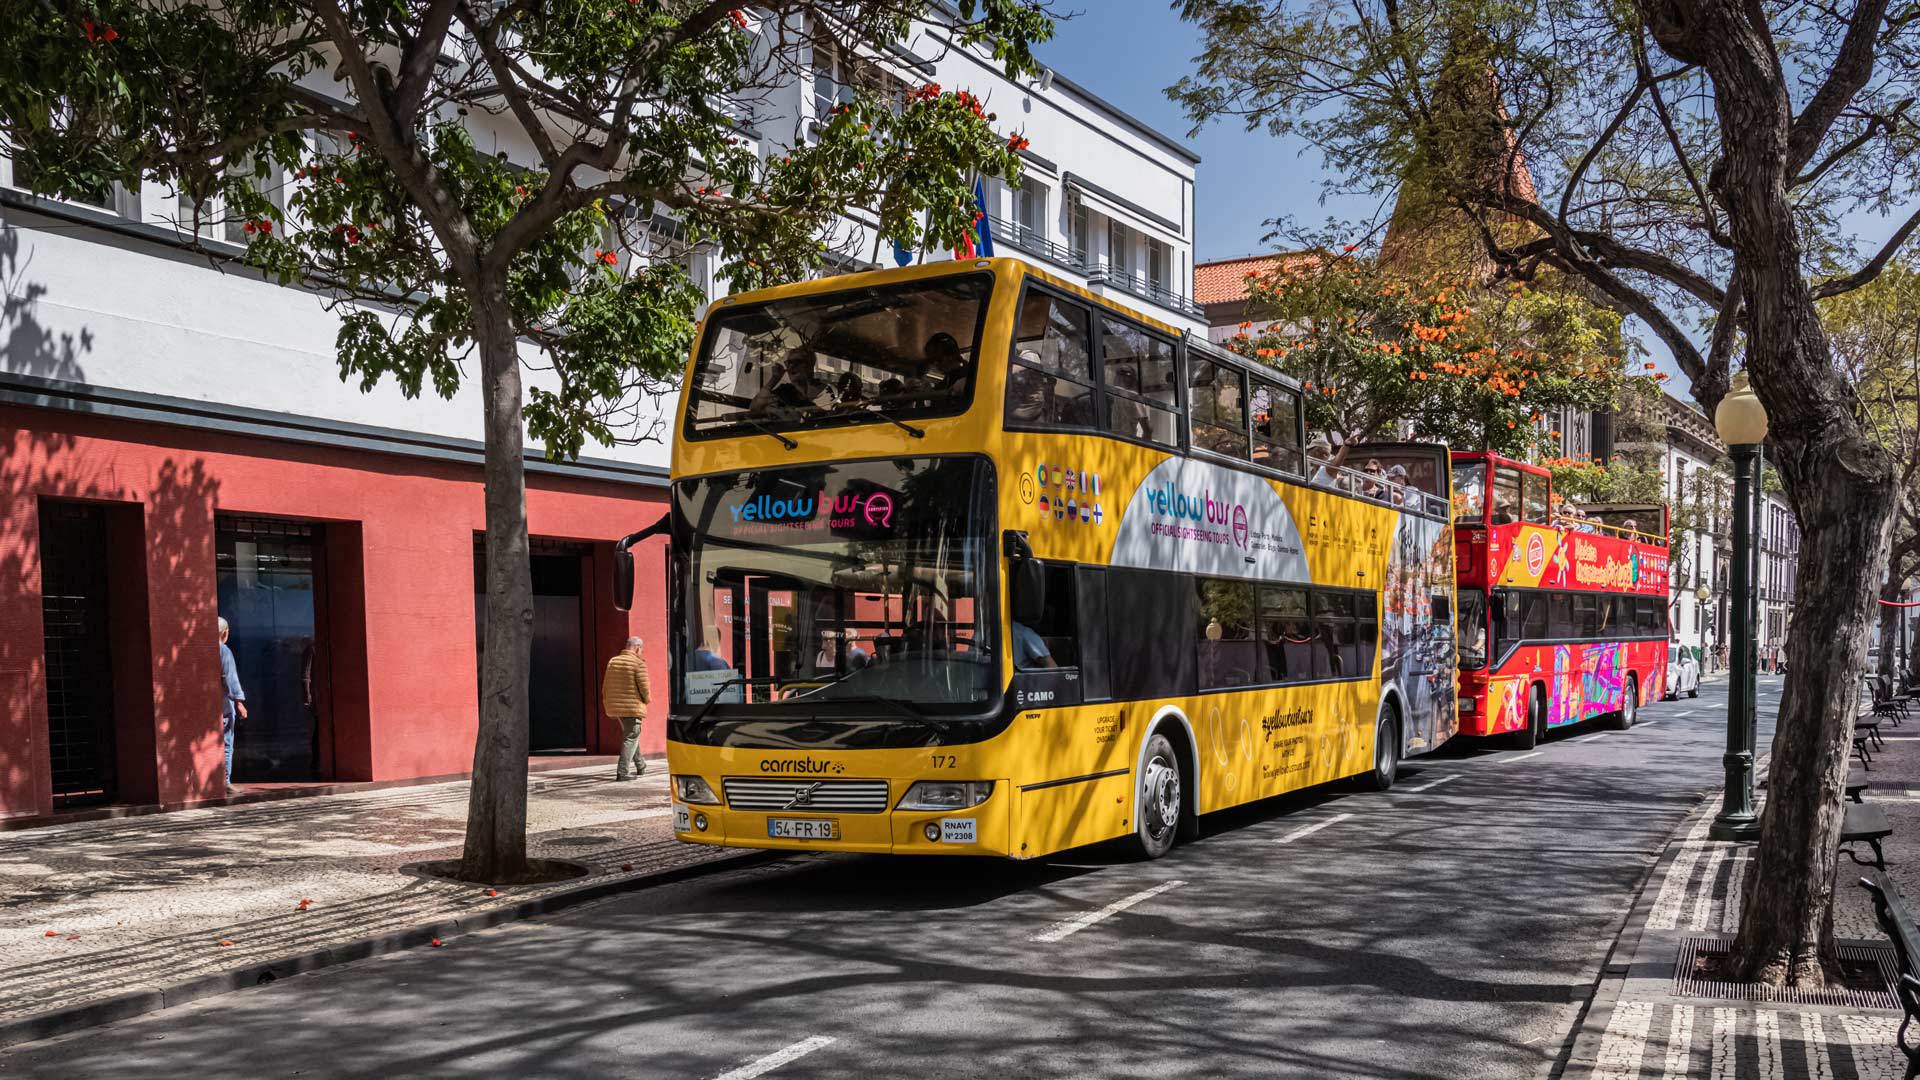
xmin=712 ymin=1036 xmax=837 ymax=1080
xmin=1406 ymin=774 xmax=1459 ymax=793
xmin=1674 ymin=710 xmax=1695 ymax=717
xmin=1496 ymin=751 xmax=1544 ymax=764
xmin=1031 ymin=880 xmax=1187 ymax=943
xmin=1274 ymin=813 xmax=1353 ymax=843
xmin=1636 ymin=720 xmax=1658 ymax=728
xmin=1570 ymin=732 xmax=1611 ymax=743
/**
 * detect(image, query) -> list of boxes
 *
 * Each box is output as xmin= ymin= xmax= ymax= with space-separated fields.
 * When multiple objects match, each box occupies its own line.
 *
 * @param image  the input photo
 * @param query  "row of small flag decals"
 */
xmin=1036 ymin=464 xmax=1102 ymax=496
xmin=1038 ymin=493 xmax=1105 ymax=525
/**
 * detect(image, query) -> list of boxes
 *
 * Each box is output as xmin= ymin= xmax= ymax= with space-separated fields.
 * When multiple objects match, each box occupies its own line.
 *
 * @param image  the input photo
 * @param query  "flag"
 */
xmin=953 ymin=177 xmax=993 ymax=260
xmin=974 ymin=178 xmax=994 ymax=257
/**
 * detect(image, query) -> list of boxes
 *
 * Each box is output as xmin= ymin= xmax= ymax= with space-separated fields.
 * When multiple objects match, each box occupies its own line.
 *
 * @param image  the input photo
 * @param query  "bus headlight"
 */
xmin=897 ymin=781 xmax=994 ymax=811
xmin=673 ymin=775 xmax=721 ymax=804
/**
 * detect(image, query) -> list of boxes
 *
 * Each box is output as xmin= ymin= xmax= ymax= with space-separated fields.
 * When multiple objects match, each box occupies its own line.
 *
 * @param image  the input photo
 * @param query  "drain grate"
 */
xmin=1672 ymin=936 xmax=1900 ymax=1009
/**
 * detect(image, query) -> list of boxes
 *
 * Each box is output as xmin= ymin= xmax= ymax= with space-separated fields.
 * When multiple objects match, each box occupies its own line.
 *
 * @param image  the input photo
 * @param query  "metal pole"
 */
xmin=1712 ymin=443 xmax=1762 ymax=840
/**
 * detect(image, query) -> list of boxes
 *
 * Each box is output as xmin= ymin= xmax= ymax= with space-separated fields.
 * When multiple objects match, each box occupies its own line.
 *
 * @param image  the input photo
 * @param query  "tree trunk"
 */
xmin=1640 ymin=0 xmax=1901 ymax=985
xmin=1879 ymin=576 xmax=1902 ymax=685
xmin=459 ymin=275 xmax=534 ymax=883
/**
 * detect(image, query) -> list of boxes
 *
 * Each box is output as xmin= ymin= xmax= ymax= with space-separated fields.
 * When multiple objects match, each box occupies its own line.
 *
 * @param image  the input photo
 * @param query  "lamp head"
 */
xmin=1714 ymin=372 xmax=1770 ymax=446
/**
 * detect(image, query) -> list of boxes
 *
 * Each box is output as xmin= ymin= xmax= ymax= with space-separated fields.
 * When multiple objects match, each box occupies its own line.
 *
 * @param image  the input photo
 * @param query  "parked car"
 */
xmin=1665 ymin=646 xmax=1701 ymax=700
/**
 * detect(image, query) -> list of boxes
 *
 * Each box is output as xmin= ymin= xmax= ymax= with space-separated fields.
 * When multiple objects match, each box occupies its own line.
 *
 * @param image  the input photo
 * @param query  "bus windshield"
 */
xmin=673 ymin=456 xmax=996 ymax=712
xmin=686 ymin=273 xmax=994 ymax=438
xmin=1452 ymin=460 xmax=1487 ymax=521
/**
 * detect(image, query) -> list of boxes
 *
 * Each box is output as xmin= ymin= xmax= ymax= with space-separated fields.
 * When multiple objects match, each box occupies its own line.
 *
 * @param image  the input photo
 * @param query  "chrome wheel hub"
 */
xmin=1143 ymin=755 xmax=1179 ymax=841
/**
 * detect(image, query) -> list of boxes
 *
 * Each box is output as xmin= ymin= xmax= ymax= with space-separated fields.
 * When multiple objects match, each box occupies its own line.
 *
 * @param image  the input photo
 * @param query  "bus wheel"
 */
xmin=1131 ymin=733 xmax=1182 ymax=860
xmin=1513 ymin=686 xmax=1545 ymax=751
xmin=1364 ymin=706 xmax=1400 ymax=791
xmin=1612 ymin=676 xmax=1639 ymax=730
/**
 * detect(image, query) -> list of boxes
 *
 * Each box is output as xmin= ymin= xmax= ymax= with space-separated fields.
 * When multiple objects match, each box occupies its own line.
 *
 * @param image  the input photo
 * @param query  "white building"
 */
xmin=0 ymin=10 xmax=1198 ymax=820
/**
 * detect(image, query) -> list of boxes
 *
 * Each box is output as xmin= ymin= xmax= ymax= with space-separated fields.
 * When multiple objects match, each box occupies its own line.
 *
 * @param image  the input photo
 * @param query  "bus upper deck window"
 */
xmin=1492 ymin=467 xmax=1523 ymax=525
xmin=1521 ymin=472 xmax=1551 ymax=524
xmin=1189 ymin=356 xmax=1248 ymax=457
xmin=1452 ymin=461 xmax=1488 ymax=520
xmin=1008 ymin=291 xmax=1096 ymax=431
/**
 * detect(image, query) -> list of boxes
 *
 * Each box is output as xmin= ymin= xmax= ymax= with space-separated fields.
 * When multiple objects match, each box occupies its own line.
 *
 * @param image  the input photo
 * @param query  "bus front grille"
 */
xmin=722 ymin=777 xmax=892 ymax=813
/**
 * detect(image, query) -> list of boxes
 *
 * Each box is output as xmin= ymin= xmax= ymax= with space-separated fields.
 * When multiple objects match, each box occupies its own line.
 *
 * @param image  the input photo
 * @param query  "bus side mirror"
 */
xmin=613 ymin=512 xmax=671 ymax=612
xmin=1003 ymin=529 xmax=1033 ymax=561
xmin=613 ymin=546 xmax=635 ymax=612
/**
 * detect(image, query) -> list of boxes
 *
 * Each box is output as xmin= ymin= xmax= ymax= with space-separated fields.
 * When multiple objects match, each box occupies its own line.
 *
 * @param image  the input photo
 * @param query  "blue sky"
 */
xmin=1033 ymin=4 xmax=1913 ymax=397
xmin=1033 ymin=4 xmax=1375 ymax=263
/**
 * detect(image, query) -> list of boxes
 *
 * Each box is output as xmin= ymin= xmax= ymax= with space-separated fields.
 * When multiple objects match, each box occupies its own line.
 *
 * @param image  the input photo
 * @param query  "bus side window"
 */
xmin=1261 ymin=586 xmax=1313 ymax=683
xmin=1189 ymin=356 xmax=1249 ymax=458
xmin=1549 ymin=593 xmax=1576 ymax=639
xmin=1521 ymin=472 xmax=1551 ymax=524
xmin=1076 ymin=566 xmax=1110 ymax=701
xmin=1011 ymin=560 xmax=1079 ymax=669
xmin=1197 ymin=578 xmax=1258 ymax=689
xmin=1107 ymin=568 xmax=1197 ymax=699
xmin=1008 ymin=290 xmax=1096 ymax=431
xmin=1492 ymin=467 xmax=1523 ymax=525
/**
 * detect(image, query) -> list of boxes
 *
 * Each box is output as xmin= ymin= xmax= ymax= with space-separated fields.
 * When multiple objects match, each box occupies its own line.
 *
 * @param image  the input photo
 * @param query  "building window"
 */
xmin=1148 ymin=239 xmax=1171 ymax=291
xmin=1014 ymin=176 xmax=1046 ymax=237
xmin=8 ymin=152 xmax=138 ymax=217
xmin=1068 ymin=202 xmax=1090 ymax=261
xmin=811 ymin=30 xmax=908 ymax=124
xmin=1108 ymin=220 xmax=1134 ymax=280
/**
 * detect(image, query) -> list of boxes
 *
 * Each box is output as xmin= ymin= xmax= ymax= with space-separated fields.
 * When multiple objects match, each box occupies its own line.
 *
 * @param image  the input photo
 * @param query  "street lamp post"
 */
xmin=1711 ymin=374 xmax=1768 ymax=841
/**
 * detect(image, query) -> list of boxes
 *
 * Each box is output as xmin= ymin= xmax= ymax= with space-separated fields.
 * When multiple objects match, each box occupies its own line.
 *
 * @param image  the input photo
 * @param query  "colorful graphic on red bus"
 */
xmin=1450 ymin=452 xmax=1671 ymax=745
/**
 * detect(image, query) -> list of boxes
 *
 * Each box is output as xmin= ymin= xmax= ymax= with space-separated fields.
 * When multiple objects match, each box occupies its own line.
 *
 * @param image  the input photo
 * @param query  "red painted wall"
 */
xmin=0 ymin=405 xmax=669 ymax=820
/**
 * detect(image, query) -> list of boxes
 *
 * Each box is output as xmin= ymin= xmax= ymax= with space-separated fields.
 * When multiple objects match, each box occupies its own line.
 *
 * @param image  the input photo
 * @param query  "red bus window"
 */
xmin=1521 ymin=472 xmax=1551 ymax=523
xmin=1452 ymin=460 xmax=1488 ymax=520
xmin=1492 ymin=467 xmax=1522 ymax=525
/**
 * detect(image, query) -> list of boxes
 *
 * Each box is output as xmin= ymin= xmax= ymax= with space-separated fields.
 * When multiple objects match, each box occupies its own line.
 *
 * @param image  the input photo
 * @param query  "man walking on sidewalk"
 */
xmin=218 ymin=617 xmax=247 ymax=787
xmin=603 ymin=637 xmax=651 ymax=780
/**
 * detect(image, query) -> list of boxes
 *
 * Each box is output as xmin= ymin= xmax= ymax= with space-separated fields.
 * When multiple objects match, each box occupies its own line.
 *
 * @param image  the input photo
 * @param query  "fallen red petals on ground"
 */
xmin=218 ymin=940 xmax=234 ymax=947
xmin=43 ymin=930 xmax=58 ymax=937
xmin=431 ymin=938 xmax=444 ymax=947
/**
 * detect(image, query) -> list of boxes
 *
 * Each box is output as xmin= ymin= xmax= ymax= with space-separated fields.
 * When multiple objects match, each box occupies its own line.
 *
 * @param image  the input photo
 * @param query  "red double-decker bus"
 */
xmin=1450 ymin=452 xmax=1671 ymax=748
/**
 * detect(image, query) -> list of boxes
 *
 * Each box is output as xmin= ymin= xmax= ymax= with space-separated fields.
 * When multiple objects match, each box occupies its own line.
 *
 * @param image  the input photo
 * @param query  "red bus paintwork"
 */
xmin=1452 ymin=452 xmax=1671 ymax=737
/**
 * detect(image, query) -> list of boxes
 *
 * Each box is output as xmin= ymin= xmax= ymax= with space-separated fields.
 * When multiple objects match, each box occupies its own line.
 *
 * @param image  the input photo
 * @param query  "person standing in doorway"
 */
xmin=218 ymin=617 xmax=248 ymax=788
xmin=602 ymin=637 xmax=651 ymax=780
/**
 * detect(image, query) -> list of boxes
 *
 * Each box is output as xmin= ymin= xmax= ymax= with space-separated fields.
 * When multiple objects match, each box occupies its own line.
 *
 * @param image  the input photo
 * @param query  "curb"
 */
xmin=1549 ymin=790 xmax=1713 ymax=1079
xmin=0 ymin=847 xmax=778 ymax=1050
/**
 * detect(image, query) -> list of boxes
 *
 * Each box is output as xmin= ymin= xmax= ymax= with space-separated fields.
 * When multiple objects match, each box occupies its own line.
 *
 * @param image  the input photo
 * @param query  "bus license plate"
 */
xmin=767 ymin=818 xmax=838 ymax=841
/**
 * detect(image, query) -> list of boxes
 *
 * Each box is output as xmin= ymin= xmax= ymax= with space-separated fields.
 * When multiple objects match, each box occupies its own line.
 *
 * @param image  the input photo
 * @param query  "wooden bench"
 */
xmin=1842 ymin=802 xmax=1894 ymax=872
xmin=1858 ymin=872 xmax=1920 ymax=1079
xmin=1848 ymin=771 xmax=1872 ymax=803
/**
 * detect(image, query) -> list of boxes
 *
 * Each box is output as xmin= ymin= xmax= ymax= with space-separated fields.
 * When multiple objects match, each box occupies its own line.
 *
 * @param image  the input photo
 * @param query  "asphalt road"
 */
xmin=0 ymin=678 xmax=1779 ymax=1080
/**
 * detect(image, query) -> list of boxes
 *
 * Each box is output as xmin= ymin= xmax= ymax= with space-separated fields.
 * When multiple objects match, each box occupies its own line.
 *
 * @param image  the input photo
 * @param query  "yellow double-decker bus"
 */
xmin=616 ymin=257 xmax=1459 ymax=860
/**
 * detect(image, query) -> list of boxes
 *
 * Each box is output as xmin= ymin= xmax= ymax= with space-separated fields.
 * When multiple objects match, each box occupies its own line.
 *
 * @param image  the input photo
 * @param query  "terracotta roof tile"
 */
xmin=1193 ymin=253 xmax=1308 ymax=306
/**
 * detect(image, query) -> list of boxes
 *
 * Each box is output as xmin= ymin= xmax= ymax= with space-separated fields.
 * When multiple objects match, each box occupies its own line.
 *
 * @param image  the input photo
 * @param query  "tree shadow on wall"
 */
xmin=1 ymin=224 xmax=93 ymax=385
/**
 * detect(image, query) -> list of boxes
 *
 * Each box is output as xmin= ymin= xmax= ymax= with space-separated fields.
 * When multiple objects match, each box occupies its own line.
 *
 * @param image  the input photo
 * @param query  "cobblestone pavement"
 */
xmin=1579 ymin=678 xmax=1910 ymax=1079
xmin=0 ymin=765 xmax=727 ymax=1028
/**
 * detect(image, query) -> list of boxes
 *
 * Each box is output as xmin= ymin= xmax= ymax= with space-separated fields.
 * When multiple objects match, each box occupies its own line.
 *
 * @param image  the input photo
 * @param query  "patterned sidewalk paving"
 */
xmin=1572 ymin=794 xmax=1906 ymax=1079
xmin=0 ymin=764 xmax=731 ymax=1039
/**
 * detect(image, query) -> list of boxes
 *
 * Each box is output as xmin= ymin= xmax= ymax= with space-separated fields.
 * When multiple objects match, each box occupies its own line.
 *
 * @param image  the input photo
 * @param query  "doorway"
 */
xmin=473 ymin=540 xmax=589 ymax=753
xmin=216 ymin=516 xmax=330 ymax=782
xmin=39 ymin=501 xmax=117 ymax=807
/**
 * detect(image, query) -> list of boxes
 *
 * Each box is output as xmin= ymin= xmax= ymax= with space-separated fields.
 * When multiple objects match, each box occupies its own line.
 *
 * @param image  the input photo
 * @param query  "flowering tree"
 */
xmin=0 ymin=0 xmax=1050 ymax=882
xmin=1225 ymin=250 xmax=1646 ymax=458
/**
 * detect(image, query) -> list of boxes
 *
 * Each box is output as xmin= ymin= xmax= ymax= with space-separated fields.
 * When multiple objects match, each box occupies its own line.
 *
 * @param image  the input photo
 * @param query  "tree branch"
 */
xmin=390 ymin=0 xmax=461 ymax=123
xmin=1813 ymin=203 xmax=1920 ymax=297
xmin=1787 ymin=0 xmax=1893 ymax=176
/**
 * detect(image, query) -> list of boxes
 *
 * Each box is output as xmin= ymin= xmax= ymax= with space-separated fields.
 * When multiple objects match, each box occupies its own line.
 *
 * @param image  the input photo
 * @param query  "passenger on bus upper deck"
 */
xmin=749 ymin=349 xmax=831 ymax=417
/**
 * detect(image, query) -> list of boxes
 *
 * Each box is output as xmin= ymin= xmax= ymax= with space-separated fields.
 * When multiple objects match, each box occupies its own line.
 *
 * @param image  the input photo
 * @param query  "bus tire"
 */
xmin=1612 ymin=675 xmax=1639 ymax=730
xmin=1363 ymin=704 xmax=1400 ymax=791
xmin=1512 ymin=686 xmax=1545 ymax=751
xmin=1130 ymin=733 xmax=1182 ymax=860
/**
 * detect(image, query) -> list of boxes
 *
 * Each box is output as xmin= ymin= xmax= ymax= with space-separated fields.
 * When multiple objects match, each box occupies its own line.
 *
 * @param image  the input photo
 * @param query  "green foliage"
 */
xmin=0 ymin=0 xmax=1052 ymax=458
xmin=1226 ymin=249 xmax=1644 ymax=457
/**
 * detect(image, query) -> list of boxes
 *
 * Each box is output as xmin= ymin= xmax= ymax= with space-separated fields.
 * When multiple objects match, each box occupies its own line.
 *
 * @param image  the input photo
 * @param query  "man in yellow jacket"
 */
xmin=602 ymin=637 xmax=651 ymax=780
